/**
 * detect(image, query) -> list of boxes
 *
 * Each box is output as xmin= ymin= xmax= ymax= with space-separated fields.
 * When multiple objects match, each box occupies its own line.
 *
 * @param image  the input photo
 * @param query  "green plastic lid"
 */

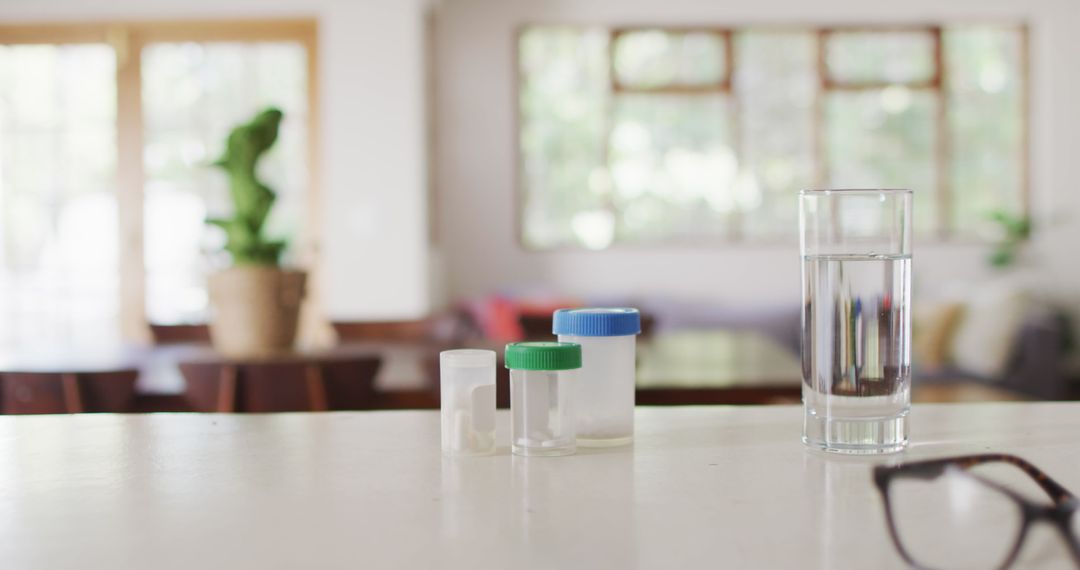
xmin=504 ymin=342 xmax=582 ymax=371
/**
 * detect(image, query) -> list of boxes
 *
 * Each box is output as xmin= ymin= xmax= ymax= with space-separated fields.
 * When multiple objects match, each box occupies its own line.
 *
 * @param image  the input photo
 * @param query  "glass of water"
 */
xmin=799 ymin=189 xmax=912 ymax=454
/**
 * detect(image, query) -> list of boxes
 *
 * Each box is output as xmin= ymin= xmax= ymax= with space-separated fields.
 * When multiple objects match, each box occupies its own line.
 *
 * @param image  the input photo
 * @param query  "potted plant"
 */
xmin=205 ymin=107 xmax=306 ymax=356
xmin=986 ymin=210 xmax=1032 ymax=269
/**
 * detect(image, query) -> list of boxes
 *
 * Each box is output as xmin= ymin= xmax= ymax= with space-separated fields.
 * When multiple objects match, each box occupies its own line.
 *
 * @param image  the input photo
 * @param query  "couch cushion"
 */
xmin=913 ymin=301 xmax=964 ymax=371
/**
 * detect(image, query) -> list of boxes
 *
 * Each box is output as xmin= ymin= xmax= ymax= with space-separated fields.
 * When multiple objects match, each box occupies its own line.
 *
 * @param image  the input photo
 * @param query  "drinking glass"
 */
xmin=799 ymin=189 xmax=912 ymax=454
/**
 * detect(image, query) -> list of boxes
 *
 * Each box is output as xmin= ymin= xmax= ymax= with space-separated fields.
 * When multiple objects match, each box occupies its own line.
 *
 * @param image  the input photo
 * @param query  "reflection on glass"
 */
xmin=142 ymin=41 xmax=308 ymax=324
xmin=804 ymin=256 xmax=911 ymax=396
xmin=0 ymin=44 xmax=119 ymax=350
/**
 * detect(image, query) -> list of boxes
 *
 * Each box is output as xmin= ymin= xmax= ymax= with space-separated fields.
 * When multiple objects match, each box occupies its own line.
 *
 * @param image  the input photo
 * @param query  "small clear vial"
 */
xmin=440 ymin=349 xmax=496 ymax=457
xmin=505 ymin=342 xmax=582 ymax=457
xmin=554 ymin=308 xmax=641 ymax=447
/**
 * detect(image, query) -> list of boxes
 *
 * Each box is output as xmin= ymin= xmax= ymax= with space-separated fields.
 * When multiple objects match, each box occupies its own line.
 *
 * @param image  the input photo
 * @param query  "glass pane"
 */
xmin=519 ymin=25 xmax=1024 ymax=245
xmin=0 ymin=44 xmax=119 ymax=351
xmin=827 ymin=31 xmax=937 ymax=85
xmin=609 ymin=94 xmax=734 ymax=242
xmin=142 ymin=41 xmax=308 ymax=324
xmin=613 ymin=30 xmax=726 ymax=89
xmin=825 ymin=89 xmax=937 ymax=235
xmin=519 ymin=28 xmax=609 ymax=249
xmin=735 ymin=31 xmax=817 ymax=239
xmin=946 ymin=28 xmax=1024 ymax=234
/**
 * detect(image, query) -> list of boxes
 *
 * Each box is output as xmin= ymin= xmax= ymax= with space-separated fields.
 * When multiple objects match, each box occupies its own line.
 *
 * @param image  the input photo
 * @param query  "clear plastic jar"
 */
xmin=554 ymin=308 xmax=641 ymax=447
xmin=440 ymin=349 xmax=496 ymax=457
xmin=505 ymin=342 xmax=582 ymax=457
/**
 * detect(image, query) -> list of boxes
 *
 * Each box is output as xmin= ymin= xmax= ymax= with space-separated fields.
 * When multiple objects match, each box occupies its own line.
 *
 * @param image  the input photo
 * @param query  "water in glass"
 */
xmin=802 ymin=252 xmax=911 ymax=453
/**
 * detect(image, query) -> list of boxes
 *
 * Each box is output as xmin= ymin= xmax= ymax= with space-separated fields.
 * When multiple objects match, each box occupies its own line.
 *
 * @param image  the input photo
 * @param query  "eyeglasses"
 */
xmin=873 ymin=454 xmax=1080 ymax=570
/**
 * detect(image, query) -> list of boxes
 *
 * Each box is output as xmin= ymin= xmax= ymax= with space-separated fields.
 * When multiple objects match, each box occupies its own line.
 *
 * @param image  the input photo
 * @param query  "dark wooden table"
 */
xmin=175 ymin=345 xmax=383 ymax=412
xmin=635 ymin=330 xmax=802 ymax=405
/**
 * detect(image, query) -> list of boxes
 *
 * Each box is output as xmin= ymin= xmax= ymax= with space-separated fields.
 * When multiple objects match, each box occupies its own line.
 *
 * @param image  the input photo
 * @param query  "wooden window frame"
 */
xmin=605 ymin=27 xmax=743 ymax=240
xmin=609 ymin=27 xmax=734 ymax=95
xmin=816 ymin=26 xmax=950 ymax=237
xmin=516 ymin=23 xmax=1030 ymax=249
xmin=0 ymin=20 xmax=320 ymax=343
xmin=819 ymin=26 xmax=944 ymax=90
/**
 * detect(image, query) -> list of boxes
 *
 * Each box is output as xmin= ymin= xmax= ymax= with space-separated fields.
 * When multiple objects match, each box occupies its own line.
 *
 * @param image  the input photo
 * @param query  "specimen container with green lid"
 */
xmin=504 ymin=341 xmax=582 ymax=457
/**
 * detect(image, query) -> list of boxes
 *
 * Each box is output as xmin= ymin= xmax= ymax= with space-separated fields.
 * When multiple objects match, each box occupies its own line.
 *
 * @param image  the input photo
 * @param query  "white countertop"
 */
xmin=2 ymin=404 xmax=1079 ymax=569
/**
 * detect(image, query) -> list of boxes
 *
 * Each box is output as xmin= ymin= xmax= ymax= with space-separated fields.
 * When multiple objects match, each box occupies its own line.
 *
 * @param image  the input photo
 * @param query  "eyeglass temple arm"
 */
xmin=900 ymin=454 xmax=1077 ymax=505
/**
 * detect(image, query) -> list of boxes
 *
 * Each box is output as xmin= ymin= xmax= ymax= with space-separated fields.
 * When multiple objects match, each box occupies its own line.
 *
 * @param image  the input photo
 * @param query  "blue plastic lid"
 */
xmin=552 ymin=308 xmax=641 ymax=337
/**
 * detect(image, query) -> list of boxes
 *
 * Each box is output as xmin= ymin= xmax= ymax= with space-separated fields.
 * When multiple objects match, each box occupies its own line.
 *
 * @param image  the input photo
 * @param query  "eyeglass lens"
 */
xmin=889 ymin=468 xmax=1024 ymax=570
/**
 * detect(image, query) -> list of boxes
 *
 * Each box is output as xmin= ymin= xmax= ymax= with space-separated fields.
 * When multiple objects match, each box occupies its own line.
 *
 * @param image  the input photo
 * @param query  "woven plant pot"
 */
xmin=208 ymin=266 xmax=306 ymax=356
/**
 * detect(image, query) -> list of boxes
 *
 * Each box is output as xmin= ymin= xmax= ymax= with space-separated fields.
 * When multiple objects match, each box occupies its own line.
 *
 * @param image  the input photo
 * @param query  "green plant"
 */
xmin=987 ymin=210 xmax=1032 ymax=268
xmin=206 ymin=107 xmax=287 ymax=265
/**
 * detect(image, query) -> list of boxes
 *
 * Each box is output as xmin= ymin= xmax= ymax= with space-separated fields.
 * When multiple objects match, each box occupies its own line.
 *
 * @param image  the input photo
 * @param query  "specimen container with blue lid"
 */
xmin=552 ymin=308 xmax=641 ymax=447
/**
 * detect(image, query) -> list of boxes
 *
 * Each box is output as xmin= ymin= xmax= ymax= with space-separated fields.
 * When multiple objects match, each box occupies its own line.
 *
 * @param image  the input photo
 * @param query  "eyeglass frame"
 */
xmin=872 ymin=453 xmax=1080 ymax=570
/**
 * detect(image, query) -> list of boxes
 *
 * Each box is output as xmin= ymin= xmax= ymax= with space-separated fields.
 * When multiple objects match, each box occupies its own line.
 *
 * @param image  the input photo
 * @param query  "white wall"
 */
xmin=0 ymin=0 xmax=433 ymax=320
xmin=433 ymin=0 xmax=1080 ymax=307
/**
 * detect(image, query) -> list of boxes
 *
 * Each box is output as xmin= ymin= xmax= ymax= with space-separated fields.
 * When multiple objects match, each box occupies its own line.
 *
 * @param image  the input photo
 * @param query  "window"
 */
xmin=0 ymin=21 xmax=317 ymax=349
xmin=518 ymin=25 xmax=1027 ymax=249
xmin=0 ymin=44 xmax=119 ymax=350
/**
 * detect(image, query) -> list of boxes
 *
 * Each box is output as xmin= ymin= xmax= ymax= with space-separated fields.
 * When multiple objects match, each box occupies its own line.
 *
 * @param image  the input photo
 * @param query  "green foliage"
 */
xmin=987 ymin=210 xmax=1032 ymax=268
xmin=206 ymin=108 xmax=287 ymax=266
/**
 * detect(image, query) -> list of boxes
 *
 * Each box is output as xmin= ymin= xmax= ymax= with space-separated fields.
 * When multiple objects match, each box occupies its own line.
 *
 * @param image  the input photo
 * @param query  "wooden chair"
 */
xmin=0 ymin=369 xmax=139 ymax=414
xmin=518 ymin=314 xmax=556 ymax=341
xmin=332 ymin=314 xmax=480 ymax=346
xmin=331 ymin=320 xmax=434 ymax=343
xmin=148 ymin=323 xmax=211 ymax=345
xmin=180 ymin=355 xmax=382 ymax=412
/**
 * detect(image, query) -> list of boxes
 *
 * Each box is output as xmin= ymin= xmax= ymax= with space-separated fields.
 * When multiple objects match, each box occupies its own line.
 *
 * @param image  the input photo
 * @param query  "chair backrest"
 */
xmin=180 ymin=355 xmax=382 ymax=413
xmin=331 ymin=320 xmax=433 ymax=343
xmin=517 ymin=314 xmax=554 ymax=341
xmin=320 ymin=357 xmax=383 ymax=410
xmin=149 ymin=324 xmax=211 ymax=345
xmin=241 ymin=361 xmax=323 ymax=412
xmin=0 ymin=370 xmax=138 ymax=415
xmin=178 ymin=362 xmax=230 ymax=412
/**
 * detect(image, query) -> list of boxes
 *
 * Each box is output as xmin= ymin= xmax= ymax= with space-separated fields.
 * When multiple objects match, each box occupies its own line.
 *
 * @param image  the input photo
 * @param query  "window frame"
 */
xmin=818 ymin=25 xmax=947 ymax=237
xmin=514 ymin=23 xmax=1030 ymax=250
xmin=0 ymin=20 xmax=320 ymax=343
xmin=609 ymin=27 xmax=735 ymax=94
